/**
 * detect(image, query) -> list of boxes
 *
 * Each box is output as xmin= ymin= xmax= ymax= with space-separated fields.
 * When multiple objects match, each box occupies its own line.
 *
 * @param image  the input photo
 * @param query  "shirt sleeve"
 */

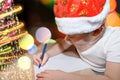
xmin=105 ymin=30 xmax=120 ymax=63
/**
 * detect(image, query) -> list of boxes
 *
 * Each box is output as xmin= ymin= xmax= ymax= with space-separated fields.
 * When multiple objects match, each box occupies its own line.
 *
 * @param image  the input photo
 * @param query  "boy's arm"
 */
xmin=33 ymin=38 xmax=71 ymax=66
xmin=46 ymin=38 xmax=72 ymax=57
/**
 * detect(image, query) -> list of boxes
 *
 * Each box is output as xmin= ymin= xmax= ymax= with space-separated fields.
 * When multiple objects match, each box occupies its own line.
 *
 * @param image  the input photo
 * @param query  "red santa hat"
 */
xmin=54 ymin=0 xmax=110 ymax=35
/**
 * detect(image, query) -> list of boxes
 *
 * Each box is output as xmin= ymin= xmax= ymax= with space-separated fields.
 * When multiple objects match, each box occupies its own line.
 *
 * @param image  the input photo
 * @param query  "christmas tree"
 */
xmin=0 ymin=0 xmax=35 ymax=79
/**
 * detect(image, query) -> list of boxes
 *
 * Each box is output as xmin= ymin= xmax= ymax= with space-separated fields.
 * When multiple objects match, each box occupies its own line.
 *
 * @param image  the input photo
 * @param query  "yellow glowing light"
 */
xmin=46 ymin=39 xmax=56 ymax=44
xmin=17 ymin=56 xmax=31 ymax=70
xmin=0 ymin=0 xmax=4 ymax=3
xmin=19 ymin=34 xmax=34 ymax=50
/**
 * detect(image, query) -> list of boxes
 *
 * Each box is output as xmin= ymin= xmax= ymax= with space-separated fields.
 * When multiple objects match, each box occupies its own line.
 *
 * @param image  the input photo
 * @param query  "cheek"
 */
xmin=70 ymin=38 xmax=81 ymax=42
xmin=66 ymin=35 xmax=81 ymax=43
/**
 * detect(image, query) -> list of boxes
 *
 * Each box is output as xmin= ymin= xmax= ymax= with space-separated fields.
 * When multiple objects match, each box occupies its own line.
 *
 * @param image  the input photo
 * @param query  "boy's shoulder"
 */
xmin=104 ymin=26 xmax=120 ymax=43
xmin=105 ymin=26 xmax=120 ymax=35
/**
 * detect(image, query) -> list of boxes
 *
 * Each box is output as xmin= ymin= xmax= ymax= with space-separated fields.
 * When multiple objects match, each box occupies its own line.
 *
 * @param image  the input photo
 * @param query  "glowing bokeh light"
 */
xmin=17 ymin=56 xmax=31 ymax=70
xmin=46 ymin=39 xmax=56 ymax=44
xmin=40 ymin=0 xmax=54 ymax=9
xmin=19 ymin=34 xmax=34 ymax=50
xmin=28 ymin=44 xmax=38 ymax=55
xmin=0 ymin=0 xmax=4 ymax=3
xmin=35 ymin=27 xmax=51 ymax=43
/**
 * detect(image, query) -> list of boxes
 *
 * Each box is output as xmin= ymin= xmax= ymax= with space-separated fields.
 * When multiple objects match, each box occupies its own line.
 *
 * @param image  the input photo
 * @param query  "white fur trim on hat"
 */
xmin=55 ymin=0 xmax=110 ymax=35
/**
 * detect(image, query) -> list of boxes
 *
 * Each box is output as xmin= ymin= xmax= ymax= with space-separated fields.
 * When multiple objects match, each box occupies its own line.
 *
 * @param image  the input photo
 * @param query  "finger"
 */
xmin=36 ymin=73 xmax=43 ymax=78
xmin=33 ymin=55 xmax=39 ymax=65
xmin=37 ymin=70 xmax=49 ymax=78
xmin=33 ymin=55 xmax=42 ymax=65
xmin=37 ymin=71 xmax=54 ymax=80
xmin=36 ymin=78 xmax=45 ymax=80
xmin=41 ymin=54 xmax=49 ymax=66
xmin=36 ymin=78 xmax=43 ymax=80
xmin=33 ymin=58 xmax=39 ymax=65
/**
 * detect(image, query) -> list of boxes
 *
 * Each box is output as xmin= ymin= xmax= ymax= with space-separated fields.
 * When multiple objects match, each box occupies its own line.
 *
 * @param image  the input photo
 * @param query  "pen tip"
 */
xmin=38 ymin=64 xmax=41 ymax=68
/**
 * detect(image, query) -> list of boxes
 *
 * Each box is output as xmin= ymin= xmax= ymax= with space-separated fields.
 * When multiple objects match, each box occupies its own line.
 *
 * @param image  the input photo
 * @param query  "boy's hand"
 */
xmin=36 ymin=70 xmax=70 ymax=80
xmin=33 ymin=53 xmax=49 ymax=66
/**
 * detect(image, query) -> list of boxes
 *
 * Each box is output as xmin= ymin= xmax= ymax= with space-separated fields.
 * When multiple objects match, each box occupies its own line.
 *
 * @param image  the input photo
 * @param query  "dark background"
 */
xmin=14 ymin=0 xmax=63 ymax=39
xmin=14 ymin=0 xmax=120 ymax=39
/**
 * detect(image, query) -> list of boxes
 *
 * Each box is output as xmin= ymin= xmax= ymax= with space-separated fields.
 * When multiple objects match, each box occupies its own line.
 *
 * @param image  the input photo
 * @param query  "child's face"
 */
xmin=67 ymin=33 xmax=92 ymax=43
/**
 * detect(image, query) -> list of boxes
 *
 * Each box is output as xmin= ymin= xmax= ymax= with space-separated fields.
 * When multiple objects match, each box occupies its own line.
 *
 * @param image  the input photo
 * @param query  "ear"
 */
xmin=93 ymin=26 xmax=104 ymax=36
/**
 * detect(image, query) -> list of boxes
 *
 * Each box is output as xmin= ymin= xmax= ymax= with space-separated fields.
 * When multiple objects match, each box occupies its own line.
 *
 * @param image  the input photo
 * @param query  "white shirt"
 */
xmin=75 ymin=26 xmax=120 ymax=72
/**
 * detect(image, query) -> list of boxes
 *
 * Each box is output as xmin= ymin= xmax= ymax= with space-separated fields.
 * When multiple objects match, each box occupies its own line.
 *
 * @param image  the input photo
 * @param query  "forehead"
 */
xmin=67 ymin=33 xmax=88 ymax=38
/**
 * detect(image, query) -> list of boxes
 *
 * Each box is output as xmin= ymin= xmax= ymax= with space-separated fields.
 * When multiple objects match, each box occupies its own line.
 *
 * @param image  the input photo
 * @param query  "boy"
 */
xmin=34 ymin=0 xmax=120 ymax=80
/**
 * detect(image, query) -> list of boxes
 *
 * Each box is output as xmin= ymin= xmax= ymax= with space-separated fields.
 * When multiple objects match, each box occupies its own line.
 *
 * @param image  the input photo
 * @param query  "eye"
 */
xmin=69 ymin=36 xmax=74 ymax=39
xmin=68 ymin=35 xmax=75 ymax=38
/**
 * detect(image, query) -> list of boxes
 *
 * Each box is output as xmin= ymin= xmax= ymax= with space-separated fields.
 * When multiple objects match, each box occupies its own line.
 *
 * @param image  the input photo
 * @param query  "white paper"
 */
xmin=34 ymin=53 xmax=90 ymax=75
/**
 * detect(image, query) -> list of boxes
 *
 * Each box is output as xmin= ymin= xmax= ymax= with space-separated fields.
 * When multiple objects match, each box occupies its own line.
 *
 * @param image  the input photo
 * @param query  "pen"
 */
xmin=38 ymin=43 xmax=47 ymax=68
